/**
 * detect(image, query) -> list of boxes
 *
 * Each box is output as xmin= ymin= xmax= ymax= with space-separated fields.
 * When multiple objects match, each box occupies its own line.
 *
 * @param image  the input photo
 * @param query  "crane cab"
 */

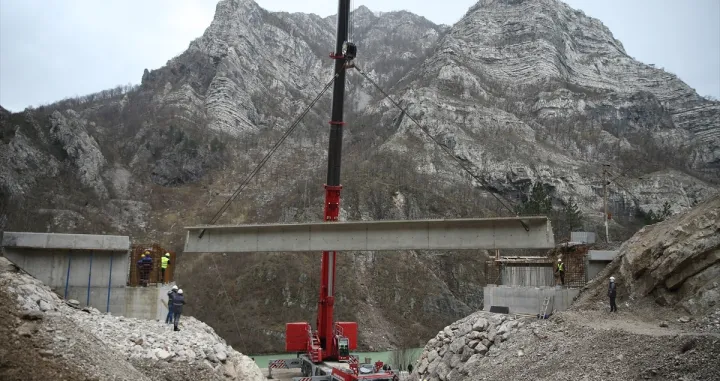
xmin=337 ymin=337 xmax=350 ymax=359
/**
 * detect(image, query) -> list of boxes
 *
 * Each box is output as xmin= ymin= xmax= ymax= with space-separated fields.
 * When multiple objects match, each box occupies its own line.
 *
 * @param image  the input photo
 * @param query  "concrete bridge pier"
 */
xmin=2 ymin=231 xmax=172 ymax=321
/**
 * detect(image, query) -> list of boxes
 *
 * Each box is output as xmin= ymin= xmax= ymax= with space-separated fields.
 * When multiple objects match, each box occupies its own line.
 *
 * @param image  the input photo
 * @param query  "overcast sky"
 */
xmin=1 ymin=0 xmax=718 ymax=112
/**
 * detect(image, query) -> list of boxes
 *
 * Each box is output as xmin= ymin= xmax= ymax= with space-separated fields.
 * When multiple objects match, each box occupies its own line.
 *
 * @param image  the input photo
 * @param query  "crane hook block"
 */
xmin=343 ymin=42 xmax=357 ymax=60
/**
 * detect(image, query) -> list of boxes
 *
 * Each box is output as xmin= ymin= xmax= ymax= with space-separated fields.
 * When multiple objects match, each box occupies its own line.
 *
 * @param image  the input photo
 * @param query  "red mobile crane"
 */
xmin=268 ymin=1 xmax=397 ymax=380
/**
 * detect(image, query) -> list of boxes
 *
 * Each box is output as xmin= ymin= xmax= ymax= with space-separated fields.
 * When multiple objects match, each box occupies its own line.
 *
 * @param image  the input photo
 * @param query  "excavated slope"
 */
xmin=574 ymin=193 xmax=720 ymax=315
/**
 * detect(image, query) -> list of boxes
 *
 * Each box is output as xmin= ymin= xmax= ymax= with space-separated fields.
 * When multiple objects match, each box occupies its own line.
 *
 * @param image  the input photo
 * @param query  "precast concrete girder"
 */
xmin=183 ymin=216 xmax=554 ymax=253
xmin=2 ymin=231 xmax=130 ymax=251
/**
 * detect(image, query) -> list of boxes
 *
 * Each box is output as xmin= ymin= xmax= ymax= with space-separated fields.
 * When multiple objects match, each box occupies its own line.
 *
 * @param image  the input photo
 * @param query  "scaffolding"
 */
xmin=552 ymin=244 xmax=588 ymax=288
xmin=128 ymin=243 xmax=176 ymax=286
xmin=485 ymin=244 xmax=589 ymax=288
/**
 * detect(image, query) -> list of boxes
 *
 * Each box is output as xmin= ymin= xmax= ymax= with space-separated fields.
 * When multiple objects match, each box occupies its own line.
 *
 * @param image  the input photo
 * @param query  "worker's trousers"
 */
xmin=609 ymin=296 xmax=617 ymax=312
xmin=173 ymin=311 xmax=182 ymax=328
xmin=166 ymin=306 xmax=174 ymax=324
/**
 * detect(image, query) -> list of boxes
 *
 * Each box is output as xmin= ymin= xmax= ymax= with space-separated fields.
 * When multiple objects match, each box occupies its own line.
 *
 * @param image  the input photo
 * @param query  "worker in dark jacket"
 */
xmin=136 ymin=252 xmax=152 ymax=287
xmin=608 ymin=276 xmax=617 ymax=312
xmin=142 ymin=253 xmax=153 ymax=285
xmin=166 ymin=285 xmax=178 ymax=324
xmin=172 ymin=289 xmax=186 ymax=331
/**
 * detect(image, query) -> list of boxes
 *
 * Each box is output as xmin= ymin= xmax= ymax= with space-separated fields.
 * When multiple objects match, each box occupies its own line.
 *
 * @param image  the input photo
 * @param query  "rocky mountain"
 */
xmin=1 ymin=0 xmax=718 ymax=353
xmin=367 ymin=0 xmax=719 ymax=218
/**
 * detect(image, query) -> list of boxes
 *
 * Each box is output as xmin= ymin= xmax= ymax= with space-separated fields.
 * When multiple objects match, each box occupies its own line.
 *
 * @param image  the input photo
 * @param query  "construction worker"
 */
xmin=136 ymin=254 xmax=145 ymax=286
xmin=608 ymin=276 xmax=617 ymax=312
xmin=166 ymin=285 xmax=178 ymax=324
xmin=407 ymin=364 xmax=413 ymax=374
xmin=136 ymin=253 xmax=151 ymax=287
xmin=555 ymin=258 xmax=565 ymax=286
xmin=172 ymin=288 xmax=185 ymax=331
xmin=141 ymin=251 xmax=153 ymax=286
xmin=161 ymin=253 xmax=171 ymax=284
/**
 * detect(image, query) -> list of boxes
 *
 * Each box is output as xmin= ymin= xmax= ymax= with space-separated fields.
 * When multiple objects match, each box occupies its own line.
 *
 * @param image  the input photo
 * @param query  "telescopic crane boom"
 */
xmin=284 ymin=0 xmax=358 ymax=365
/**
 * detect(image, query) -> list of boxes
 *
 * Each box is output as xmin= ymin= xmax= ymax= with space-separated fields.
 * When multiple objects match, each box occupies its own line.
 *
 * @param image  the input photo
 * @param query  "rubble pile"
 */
xmin=68 ymin=311 xmax=262 ymax=378
xmin=0 ymin=256 xmax=264 ymax=381
xmin=413 ymin=311 xmax=521 ymax=380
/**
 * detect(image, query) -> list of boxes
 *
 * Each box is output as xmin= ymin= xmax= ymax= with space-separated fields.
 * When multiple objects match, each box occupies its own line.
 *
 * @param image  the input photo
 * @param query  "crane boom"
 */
xmin=283 ymin=0 xmax=358 ymax=366
xmin=317 ymin=0 xmax=351 ymax=362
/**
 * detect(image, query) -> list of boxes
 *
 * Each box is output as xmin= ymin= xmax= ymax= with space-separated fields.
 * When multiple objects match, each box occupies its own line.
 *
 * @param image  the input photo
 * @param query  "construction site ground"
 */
xmin=460 ymin=301 xmax=720 ymax=381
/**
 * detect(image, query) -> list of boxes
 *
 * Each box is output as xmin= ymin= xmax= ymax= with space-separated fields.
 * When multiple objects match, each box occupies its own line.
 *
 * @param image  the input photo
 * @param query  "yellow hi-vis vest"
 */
xmin=161 ymin=256 xmax=170 ymax=269
xmin=557 ymin=263 xmax=564 ymax=272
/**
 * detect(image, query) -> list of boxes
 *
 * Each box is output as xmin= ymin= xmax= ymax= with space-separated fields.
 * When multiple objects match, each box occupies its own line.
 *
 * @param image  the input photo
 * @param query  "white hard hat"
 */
xmin=610 ymin=276 xmax=615 ymax=281
xmin=177 ymin=289 xmax=183 ymax=294
xmin=172 ymin=285 xmax=178 ymax=290
xmin=557 ymin=258 xmax=562 ymax=262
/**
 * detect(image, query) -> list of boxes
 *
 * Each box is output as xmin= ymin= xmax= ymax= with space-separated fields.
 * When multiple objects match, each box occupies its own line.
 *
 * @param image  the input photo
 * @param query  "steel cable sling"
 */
xmin=199 ymin=73 xmax=339 ymax=238
xmin=197 ymin=73 xmax=338 ymax=352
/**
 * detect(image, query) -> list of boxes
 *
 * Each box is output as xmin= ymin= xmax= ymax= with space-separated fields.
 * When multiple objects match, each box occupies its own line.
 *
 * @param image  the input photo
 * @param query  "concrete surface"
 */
xmin=123 ymin=284 xmax=174 ymax=321
xmin=586 ymin=262 xmax=608 ymax=282
xmin=588 ymin=250 xmax=619 ymax=261
xmin=483 ymin=285 xmax=580 ymax=315
xmin=184 ymin=216 xmax=555 ymax=253
xmin=2 ymin=231 xmax=129 ymax=251
xmin=3 ymin=248 xmax=129 ymax=298
xmin=586 ymin=250 xmax=618 ymax=281
xmin=570 ymin=231 xmax=596 ymax=244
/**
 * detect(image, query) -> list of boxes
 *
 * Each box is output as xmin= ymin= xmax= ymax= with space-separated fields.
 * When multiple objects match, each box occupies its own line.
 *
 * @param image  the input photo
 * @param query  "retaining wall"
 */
xmin=483 ymin=285 xmax=580 ymax=315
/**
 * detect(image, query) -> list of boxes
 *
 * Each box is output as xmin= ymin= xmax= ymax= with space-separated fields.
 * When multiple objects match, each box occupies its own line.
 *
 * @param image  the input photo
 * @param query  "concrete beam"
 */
xmin=184 ymin=216 xmax=554 ymax=253
xmin=1 ymin=232 xmax=130 ymax=252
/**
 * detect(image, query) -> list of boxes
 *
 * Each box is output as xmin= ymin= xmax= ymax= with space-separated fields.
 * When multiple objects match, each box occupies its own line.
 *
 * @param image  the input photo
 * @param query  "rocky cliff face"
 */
xmin=368 ymin=0 xmax=718 ymax=221
xmin=1 ymin=0 xmax=718 ymax=353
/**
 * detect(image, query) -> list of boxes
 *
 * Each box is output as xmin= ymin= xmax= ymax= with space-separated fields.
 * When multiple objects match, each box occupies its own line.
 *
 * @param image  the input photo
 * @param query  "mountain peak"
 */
xmin=212 ymin=0 xmax=264 ymax=23
xmin=353 ymin=5 xmax=375 ymax=16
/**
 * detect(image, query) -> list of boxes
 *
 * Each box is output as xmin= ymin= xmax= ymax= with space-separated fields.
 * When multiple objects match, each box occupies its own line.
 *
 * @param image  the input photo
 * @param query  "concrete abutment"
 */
xmin=1 ymin=231 xmax=171 ymax=320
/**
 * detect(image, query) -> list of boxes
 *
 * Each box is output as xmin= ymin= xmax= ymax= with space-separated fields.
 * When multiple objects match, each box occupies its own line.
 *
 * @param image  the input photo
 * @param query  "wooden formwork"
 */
xmin=128 ymin=243 xmax=176 ymax=286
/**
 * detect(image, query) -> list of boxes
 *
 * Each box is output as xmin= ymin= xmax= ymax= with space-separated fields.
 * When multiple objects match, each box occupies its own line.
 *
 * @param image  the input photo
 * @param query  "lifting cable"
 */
xmin=197 ymin=73 xmax=338 ymax=352
xmin=350 ymin=64 xmax=530 ymax=232
xmin=209 ymin=253 xmax=245 ymax=350
xmin=198 ymin=73 xmax=339 ymax=239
